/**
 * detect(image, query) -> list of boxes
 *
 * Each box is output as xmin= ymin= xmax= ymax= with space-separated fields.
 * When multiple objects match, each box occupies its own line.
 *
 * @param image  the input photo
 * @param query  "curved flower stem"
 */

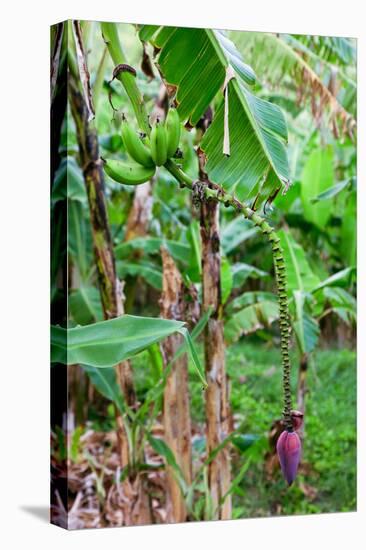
xmin=164 ymin=160 xmax=293 ymax=429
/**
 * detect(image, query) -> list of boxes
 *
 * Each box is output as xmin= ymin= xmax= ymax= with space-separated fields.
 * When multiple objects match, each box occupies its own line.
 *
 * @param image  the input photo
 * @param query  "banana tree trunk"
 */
xmin=69 ymin=81 xmax=136 ymax=464
xmin=160 ymin=247 xmax=192 ymax=523
xmin=125 ymin=181 xmax=153 ymax=241
xmin=123 ymin=180 xmax=153 ymax=313
xmin=200 ymin=199 xmax=231 ymax=520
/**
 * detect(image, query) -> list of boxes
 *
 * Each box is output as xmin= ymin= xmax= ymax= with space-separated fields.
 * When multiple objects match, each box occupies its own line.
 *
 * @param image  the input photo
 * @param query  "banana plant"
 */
xmin=99 ymin=21 xmax=300 ymax=505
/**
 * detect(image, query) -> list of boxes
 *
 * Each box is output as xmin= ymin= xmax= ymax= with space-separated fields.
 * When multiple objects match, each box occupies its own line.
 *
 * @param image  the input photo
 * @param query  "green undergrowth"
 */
xmin=226 ymin=341 xmax=356 ymax=517
xmin=116 ymin=338 xmax=356 ymax=517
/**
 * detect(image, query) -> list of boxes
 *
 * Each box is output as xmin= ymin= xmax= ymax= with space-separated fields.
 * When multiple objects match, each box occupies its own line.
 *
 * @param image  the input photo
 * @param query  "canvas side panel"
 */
xmin=50 ymin=20 xmax=68 ymax=530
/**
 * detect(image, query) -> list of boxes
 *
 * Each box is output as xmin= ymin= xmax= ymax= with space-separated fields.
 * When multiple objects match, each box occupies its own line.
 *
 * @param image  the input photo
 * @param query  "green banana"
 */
xmin=121 ymin=118 xmax=155 ymax=167
xmin=103 ymin=158 xmax=155 ymax=185
xmin=165 ymin=108 xmax=181 ymax=158
xmin=150 ymin=119 xmax=168 ymax=166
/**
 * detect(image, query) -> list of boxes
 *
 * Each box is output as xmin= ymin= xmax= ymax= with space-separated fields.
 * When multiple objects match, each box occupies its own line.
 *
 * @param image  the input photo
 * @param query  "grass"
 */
xmin=130 ymin=337 xmax=356 ymax=518
xmin=224 ymin=340 xmax=356 ymax=517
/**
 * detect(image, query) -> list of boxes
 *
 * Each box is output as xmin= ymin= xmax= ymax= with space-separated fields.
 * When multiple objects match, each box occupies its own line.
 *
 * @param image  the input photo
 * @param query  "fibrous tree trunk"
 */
xmin=160 ymin=247 xmax=192 ymax=523
xmin=123 ymin=181 xmax=153 ymax=312
xmin=200 ymin=198 xmax=231 ymax=520
xmin=125 ymin=182 xmax=153 ymax=242
xmin=69 ymin=83 xmax=129 ymax=447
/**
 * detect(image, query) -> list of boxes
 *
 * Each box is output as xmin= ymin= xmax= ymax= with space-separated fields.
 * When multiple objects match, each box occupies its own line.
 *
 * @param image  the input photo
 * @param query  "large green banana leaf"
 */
xmin=51 ymin=315 xmax=206 ymax=386
xmin=226 ymin=291 xmax=277 ymax=315
xmin=142 ymin=26 xmax=290 ymax=208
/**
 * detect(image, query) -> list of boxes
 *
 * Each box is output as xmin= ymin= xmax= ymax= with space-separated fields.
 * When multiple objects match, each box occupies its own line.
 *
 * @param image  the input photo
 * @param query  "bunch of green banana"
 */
xmin=103 ymin=109 xmax=182 ymax=185
xmin=102 ymin=158 xmax=155 ymax=185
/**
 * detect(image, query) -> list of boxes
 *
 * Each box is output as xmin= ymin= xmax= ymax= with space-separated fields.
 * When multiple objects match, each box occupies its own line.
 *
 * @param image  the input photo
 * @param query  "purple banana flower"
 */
xmin=276 ymin=429 xmax=301 ymax=485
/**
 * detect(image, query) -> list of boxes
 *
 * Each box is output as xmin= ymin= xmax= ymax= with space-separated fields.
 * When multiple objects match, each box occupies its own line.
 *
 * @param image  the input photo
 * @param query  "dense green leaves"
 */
xmin=69 ymin=287 xmax=103 ymax=325
xmin=293 ymin=291 xmax=320 ymax=354
xmin=295 ymin=35 xmax=356 ymax=67
xmin=68 ymin=200 xmax=89 ymax=280
xmin=312 ymin=267 xmax=354 ymax=293
xmin=82 ymin=365 xmax=126 ymax=415
xmin=301 ymin=146 xmax=334 ymax=229
xmin=226 ymin=291 xmax=277 ymax=315
xmin=311 ymin=178 xmax=354 ymax=203
xmin=340 ymin=191 xmax=357 ymax=267
xmin=52 ymin=157 xmax=86 ymax=203
xmin=231 ymin=263 xmax=269 ymax=289
xmin=221 ymin=257 xmax=233 ymax=304
xmin=221 ymin=217 xmax=258 ymax=254
xmin=116 ymin=260 xmax=162 ymax=290
xmin=231 ymin=32 xmax=356 ymax=125
xmin=115 ymin=237 xmax=190 ymax=264
xmin=278 ymin=229 xmax=320 ymax=293
xmin=224 ymin=300 xmax=279 ymax=344
xmin=323 ymin=287 xmax=356 ymax=325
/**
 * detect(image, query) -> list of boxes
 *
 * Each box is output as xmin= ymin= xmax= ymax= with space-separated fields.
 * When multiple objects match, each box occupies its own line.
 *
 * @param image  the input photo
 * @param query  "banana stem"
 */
xmin=100 ymin=22 xmax=151 ymax=135
xmin=164 ymin=159 xmax=194 ymax=187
